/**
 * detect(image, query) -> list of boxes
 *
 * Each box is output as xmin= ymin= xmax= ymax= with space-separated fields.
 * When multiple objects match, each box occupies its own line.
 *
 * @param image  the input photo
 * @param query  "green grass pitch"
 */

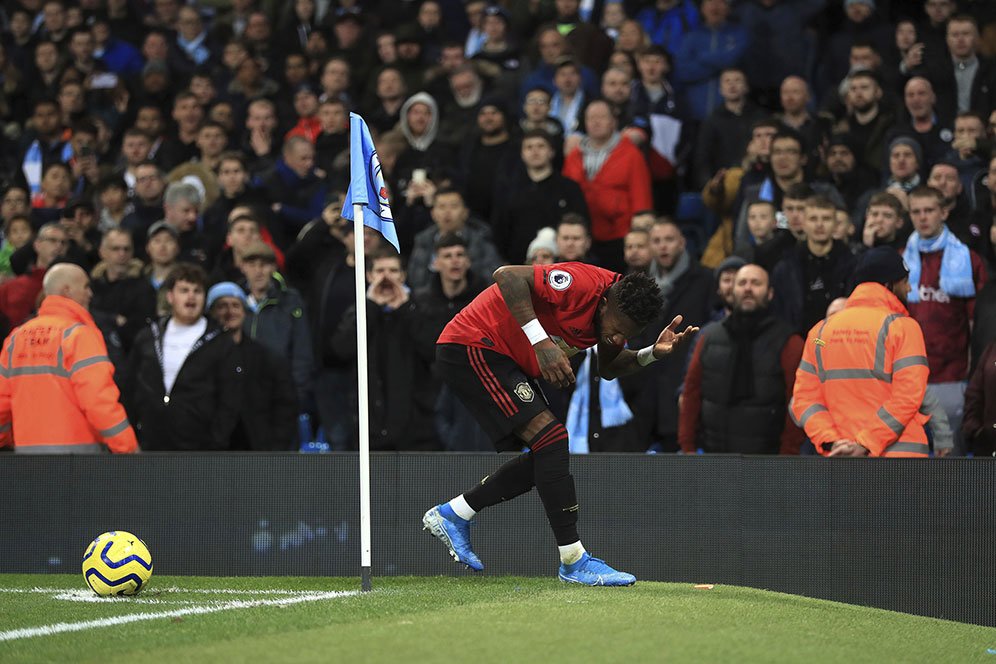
xmin=1 ymin=574 xmax=995 ymax=663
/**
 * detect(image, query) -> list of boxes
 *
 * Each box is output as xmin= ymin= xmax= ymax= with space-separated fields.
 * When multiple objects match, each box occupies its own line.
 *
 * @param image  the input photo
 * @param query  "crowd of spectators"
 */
xmin=0 ymin=0 xmax=994 ymax=455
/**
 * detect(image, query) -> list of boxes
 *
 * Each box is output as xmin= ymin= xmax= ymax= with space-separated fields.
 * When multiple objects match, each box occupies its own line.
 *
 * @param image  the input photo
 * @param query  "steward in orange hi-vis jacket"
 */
xmin=0 ymin=285 xmax=138 ymax=454
xmin=791 ymin=248 xmax=930 ymax=458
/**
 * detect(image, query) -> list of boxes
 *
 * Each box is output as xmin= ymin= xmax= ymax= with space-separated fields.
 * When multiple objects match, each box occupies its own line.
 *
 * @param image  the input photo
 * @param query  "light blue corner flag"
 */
xmin=341 ymin=112 xmax=400 ymax=252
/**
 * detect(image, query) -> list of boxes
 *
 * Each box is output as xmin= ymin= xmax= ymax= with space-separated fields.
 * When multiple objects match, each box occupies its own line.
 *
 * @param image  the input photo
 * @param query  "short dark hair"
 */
xmin=747 ymin=199 xmax=776 ymax=215
xmin=771 ymin=128 xmax=804 ymax=152
xmin=218 ymin=151 xmax=248 ymax=170
xmin=96 ymin=175 xmax=128 ymax=193
xmin=521 ymin=128 xmax=555 ymax=148
xmin=849 ymin=69 xmax=881 ymax=88
xmin=434 ymin=186 xmax=464 ymax=202
xmin=805 ymin=194 xmax=837 ymax=211
xmin=784 ymin=182 xmax=815 ymax=201
xmin=868 ymin=191 xmax=903 ymax=215
xmin=434 ymin=233 xmax=467 ymax=252
xmin=173 ymin=90 xmax=198 ymax=107
xmin=368 ymin=246 xmax=405 ymax=270
xmin=558 ymin=212 xmax=590 ymax=234
xmin=612 ymin=272 xmax=664 ymax=328
xmin=163 ymin=263 xmax=208 ymax=292
xmin=227 ymin=214 xmax=259 ymax=230
xmin=909 ymin=185 xmax=944 ymax=204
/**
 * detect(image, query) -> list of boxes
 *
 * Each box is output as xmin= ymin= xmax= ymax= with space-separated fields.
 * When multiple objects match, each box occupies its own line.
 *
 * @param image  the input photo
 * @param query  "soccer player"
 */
xmin=423 ymin=262 xmax=698 ymax=585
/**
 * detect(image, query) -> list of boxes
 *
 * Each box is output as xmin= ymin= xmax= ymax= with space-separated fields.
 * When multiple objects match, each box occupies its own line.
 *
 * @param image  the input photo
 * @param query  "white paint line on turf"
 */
xmin=0 ymin=586 xmax=325 ymax=595
xmin=0 ymin=590 xmax=359 ymax=642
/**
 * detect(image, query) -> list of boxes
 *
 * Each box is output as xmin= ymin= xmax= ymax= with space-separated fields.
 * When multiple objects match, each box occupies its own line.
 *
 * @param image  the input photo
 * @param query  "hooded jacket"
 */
xmin=791 ymin=282 xmax=930 ymax=457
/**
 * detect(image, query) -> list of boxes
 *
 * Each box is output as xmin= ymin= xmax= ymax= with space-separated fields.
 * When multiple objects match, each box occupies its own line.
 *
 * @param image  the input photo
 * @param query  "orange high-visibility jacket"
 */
xmin=0 ymin=295 xmax=138 ymax=454
xmin=790 ymin=282 xmax=930 ymax=457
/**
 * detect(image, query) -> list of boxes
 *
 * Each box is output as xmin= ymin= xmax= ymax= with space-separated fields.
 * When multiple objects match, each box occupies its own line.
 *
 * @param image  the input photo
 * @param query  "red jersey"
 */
xmin=437 ymin=262 xmax=621 ymax=378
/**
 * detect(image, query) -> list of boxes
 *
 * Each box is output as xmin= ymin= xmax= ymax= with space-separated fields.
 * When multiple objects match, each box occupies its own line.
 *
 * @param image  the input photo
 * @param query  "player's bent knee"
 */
xmin=515 ymin=410 xmax=557 ymax=442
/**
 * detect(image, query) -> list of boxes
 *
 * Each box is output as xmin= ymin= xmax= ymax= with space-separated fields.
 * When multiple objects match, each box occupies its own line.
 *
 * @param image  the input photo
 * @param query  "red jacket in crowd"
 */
xmin=563 ymin=136 xmax=653 ymax=243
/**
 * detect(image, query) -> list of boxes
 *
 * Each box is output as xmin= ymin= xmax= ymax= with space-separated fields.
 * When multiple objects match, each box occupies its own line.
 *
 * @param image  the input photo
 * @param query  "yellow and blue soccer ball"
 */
xmin=82 ymin=531 xmax=154 ymax=596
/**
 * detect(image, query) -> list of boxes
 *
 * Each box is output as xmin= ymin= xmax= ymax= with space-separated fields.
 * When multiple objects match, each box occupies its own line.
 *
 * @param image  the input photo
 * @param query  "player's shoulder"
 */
xmin=539 ymin=262 xmax=620 ymax=291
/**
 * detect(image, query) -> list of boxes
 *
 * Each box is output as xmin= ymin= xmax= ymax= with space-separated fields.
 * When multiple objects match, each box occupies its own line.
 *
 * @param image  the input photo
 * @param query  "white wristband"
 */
xmin=636 ymin=345 xmax=658 ymax=366
xmin=521 ymin=319 xmax=549 ymax=346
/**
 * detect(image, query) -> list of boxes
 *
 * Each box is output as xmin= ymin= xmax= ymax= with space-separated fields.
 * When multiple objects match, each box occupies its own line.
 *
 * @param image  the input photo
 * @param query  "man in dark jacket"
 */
xmin=491 ymin=130 xmax=588 ymax=264
xmin=407 ymin=187 xmax=504 ymax=291
xmin=206 ymin=281 xmax=298 ymax=451
xmin=679 ymin=263 xmax=804 ymax=454
xmin=285 ymin=200 xmax=382 ymax=449
xmin=255 ymin=136 xmax=328 ymax=250
xmin=621 ymin=219 xmax=714 ymax=451
xmin=239 ymin=240 xmax=314 ymax=405
xmin=331 ymin=248 xmax=438 ymax=450
xmin=771 ymin=195 xmax=856 ymax=335
xmin=412 ymin=234 xmax=489 ymax=451
xmin=89 ymin=228 xmax=157 ymax=374
xmin=123 ymin=263 xmax=240 ymax=450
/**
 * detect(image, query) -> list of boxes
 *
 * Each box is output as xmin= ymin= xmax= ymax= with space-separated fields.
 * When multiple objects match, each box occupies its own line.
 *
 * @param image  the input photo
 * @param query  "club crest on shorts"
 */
xmin=514 ymin=382 xmax=535 ymax=403
xmin=549 ymin=269 xmax=572 ymax=291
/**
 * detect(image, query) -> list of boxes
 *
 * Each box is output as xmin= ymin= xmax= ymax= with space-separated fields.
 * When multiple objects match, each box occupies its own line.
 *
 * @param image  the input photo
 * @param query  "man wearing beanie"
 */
xmin=883 ymin=135 xmax=923 ymax=193
xmin=710 ymin=255 xmax=746 ymax=321
xmin=680 ymin=263 xmax=804 ymax=455
xmin=791 ymin=247 xmax=932 ymax=457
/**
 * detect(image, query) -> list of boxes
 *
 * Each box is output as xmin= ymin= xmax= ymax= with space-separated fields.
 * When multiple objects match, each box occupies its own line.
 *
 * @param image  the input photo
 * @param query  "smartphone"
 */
xmin=79 ymin=144 xmax=94 ymax=158
xmin=89 ymin=72 xmax=119 ymax=90
xmin=411 ymin=168 xmax=427 ymax=185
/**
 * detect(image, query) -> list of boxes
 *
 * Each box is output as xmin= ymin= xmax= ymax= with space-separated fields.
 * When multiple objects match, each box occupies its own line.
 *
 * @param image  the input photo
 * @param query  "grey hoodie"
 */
xmin=399 ymin=92 xmax=440 ymax=152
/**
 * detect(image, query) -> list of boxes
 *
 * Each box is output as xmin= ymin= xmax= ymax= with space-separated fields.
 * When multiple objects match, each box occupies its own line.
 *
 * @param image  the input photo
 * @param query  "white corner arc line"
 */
xmin=0 ymin=590 xmax=359 ymax=642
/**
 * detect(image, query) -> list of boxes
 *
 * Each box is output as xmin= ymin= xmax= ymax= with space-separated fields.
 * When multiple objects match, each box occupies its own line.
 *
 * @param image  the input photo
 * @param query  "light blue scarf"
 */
xmin=903 ymin=225 xmax=975 ymax=303
xmin=177 ymin=31 xmax=211 ymax=65
xmin=22 ymin=140 xmax=73 ymax=195
xmin=566 ymin=349 xmax=633 ymax=453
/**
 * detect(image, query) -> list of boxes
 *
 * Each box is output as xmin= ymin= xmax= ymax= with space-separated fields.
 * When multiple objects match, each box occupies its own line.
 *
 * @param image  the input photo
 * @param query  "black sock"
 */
xmin=530 ymin=422 xmax=579 ymax=546
xmin=463 ymin=452 xmax=535 ymax=512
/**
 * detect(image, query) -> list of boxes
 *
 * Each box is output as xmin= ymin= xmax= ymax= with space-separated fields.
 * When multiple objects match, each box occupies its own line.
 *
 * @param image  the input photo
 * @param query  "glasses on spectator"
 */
xmin=771 ymin=147 xmax=801 ymax=156
xmin=136 ymin=175 xmax=159 ymax=182
xmin=107 ymin=245 xmax=132 ymax=252
xmin=39 ymin=236 xmax=69 ymax=245
xmin=525 ymin=97 xmax=549 ymax=106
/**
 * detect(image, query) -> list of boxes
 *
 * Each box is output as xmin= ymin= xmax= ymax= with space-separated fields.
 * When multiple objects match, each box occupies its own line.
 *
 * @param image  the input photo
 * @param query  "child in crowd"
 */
xmin=0 ymin=214 xmax=33 ymax=279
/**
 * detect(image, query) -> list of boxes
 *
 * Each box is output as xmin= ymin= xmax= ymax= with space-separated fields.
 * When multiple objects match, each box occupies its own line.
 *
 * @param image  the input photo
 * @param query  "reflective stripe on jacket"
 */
xmin=790 ymin=283 xmax=930 ymax=457
xmin=0 ymin=295 xmax=138 ymax=453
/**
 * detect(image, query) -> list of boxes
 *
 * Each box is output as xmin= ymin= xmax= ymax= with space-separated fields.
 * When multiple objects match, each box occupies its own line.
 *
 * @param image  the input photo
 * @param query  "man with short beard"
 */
xmin=437 ymin=64 xmax=486 ymax=149
xmin=835 ymin=70 xmax=895 ymax=174
xmin=679 ymin=264 xmax=804 ymax=454
xmin=821 ymin=133 xmax=878 ymax=213
xmin=459 ymin=100 xmax=515 ymax=221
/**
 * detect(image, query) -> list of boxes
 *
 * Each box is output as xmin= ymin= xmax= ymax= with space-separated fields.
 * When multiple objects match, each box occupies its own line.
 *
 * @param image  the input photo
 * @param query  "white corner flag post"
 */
xmin=344 ymin=112 xmax=399 ymax=594
xmin=352 ymin=200 xmax=372 ymax=593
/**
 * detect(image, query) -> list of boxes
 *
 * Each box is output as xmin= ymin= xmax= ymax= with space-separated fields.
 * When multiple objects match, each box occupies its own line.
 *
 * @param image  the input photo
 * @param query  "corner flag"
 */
xmin=342 ymin=112 xmax=400 ymax=252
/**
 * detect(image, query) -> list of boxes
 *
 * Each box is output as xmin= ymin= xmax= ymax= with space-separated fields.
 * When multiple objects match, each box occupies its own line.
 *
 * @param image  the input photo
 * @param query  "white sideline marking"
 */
xmin=0 ymin=586 xmax=322 ymax=596
xmin=0 ymin=590 xmax=359 ymax=642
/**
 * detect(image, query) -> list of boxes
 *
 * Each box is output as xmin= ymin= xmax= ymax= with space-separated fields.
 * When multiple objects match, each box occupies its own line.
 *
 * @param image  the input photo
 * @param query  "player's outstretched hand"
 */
xmin=535 ymin=339 xmax=575 ymax=388
xmin=653 ymin=315 xmax=700 ymax=359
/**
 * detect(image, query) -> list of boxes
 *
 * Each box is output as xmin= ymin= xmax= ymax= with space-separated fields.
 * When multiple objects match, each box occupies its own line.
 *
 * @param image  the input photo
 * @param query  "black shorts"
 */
xmin=435 ymin=343 xmax=549 ymax=444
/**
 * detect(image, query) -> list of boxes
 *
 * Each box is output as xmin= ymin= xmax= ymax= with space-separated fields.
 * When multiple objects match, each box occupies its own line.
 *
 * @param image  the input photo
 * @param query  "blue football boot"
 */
xmin=422 ymin=504 xmax=484 ymax=571
xmin=559 ymin=553 xmax=636 ymax=586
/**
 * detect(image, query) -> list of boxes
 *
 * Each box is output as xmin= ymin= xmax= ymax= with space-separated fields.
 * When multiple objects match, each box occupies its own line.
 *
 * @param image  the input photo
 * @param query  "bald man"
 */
xmin=43 ymin=263 xmax=93 ymax=309
xmin=678 ymin=264 xmax=805 ymax=455
xmin=0 ymin=263 xmax=137 ymax=453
